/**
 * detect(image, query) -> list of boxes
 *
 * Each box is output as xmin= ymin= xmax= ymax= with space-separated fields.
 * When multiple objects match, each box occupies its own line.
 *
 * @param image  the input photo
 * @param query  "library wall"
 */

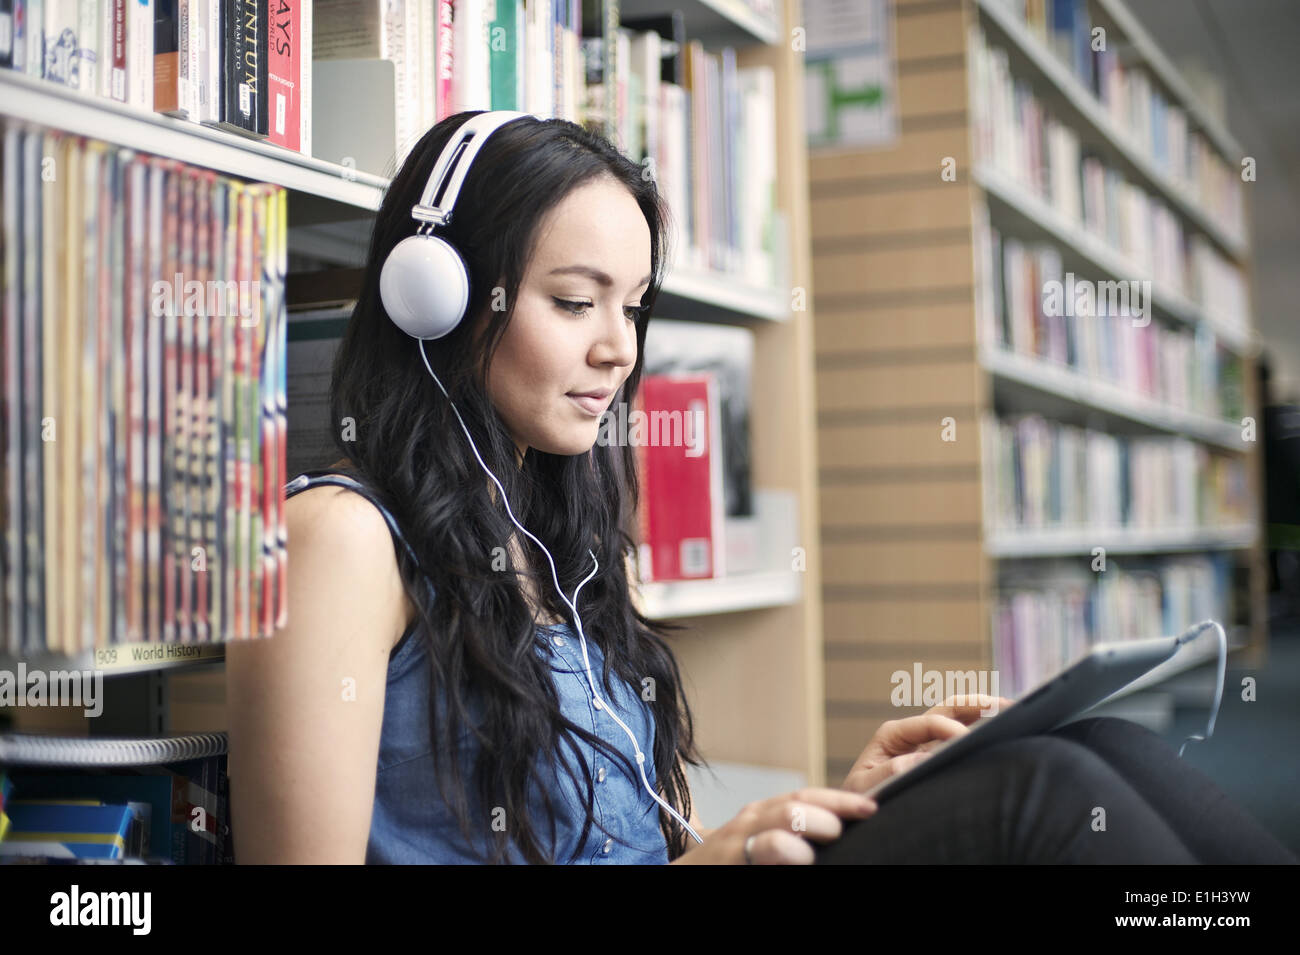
xmin=809 ymin=0 xmax=991 ymax=784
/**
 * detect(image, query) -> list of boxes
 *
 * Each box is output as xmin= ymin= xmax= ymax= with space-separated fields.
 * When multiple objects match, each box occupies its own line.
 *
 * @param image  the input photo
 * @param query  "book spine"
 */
xmin=436 ymin=0 xmax=452 ymax=124
xmin=129 ymin=0 xmax=153 ymax=110
xmin=200 ymin=0 xmax=219 ymax=121
xmin=220 ymin=0 xmax=267 ymax=136
xmin=146 ymin=160 xmax=164 ymax=643
xmin=156 ymin=0 xmax=182 ymax=113
xmin=298 ymin=0 xmax=310 ymax=154
xmin=265 ymin=0 xmax=299 ymax=150
xmin=77 ymin=0 xmax=98 ymax=94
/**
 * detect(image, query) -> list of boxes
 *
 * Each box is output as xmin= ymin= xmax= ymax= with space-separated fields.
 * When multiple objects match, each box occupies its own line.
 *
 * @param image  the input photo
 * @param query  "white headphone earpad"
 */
xmin=379 ymin=234 xmax=471 ymax=340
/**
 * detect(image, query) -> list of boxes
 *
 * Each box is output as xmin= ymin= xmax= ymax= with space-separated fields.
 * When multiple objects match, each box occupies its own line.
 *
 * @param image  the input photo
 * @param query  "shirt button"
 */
xmin=551 ymin=633 xmax=565 ymax=647
xmin=596 ymin=767 xmax=606 ymax=783
xmin=593 ymin=698 xmax=603 ymax=711
xmin=602 ymin=839 xmax=612 ymax=854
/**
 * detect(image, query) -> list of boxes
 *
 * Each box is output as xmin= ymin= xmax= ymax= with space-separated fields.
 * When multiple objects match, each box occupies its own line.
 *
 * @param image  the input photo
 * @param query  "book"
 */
xmin=0 ymin=133 xmax=286 ymax=650
xmin=633 ymin=373 xmax=724 ymax=582
xmin=265 ymin=0 xmax=304 ymax=151
xmin=216 ymin=0 xmax=268 ymax=137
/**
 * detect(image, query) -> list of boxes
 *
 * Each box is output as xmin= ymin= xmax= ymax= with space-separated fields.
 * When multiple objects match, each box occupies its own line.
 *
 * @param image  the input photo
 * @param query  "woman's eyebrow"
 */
xmin=549 ymin=265 xmax=652 ymax=289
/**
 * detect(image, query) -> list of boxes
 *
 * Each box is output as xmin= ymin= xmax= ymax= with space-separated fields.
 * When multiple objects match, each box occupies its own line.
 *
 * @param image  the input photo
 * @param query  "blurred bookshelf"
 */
xmin=0 ymin=0 xmax=830 ymax=848
xmin=811 ymin=0 xmax=1265 ymax=784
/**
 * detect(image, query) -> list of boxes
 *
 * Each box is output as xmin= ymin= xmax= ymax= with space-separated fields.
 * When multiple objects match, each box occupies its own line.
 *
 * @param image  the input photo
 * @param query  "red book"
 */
xmin=634 ymin=374 xmax=724 ymax=582
xmin=267 ymin=0 xmax=302 ymax=151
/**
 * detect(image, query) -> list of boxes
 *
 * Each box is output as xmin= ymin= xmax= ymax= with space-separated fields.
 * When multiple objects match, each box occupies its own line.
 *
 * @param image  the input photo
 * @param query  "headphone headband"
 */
xmin=411 ymin=110 xmax=532 ymax=228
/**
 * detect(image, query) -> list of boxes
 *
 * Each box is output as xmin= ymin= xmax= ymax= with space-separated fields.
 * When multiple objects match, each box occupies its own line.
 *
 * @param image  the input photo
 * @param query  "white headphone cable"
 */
xmin=418 ymin=339 xmax=705 ymax=846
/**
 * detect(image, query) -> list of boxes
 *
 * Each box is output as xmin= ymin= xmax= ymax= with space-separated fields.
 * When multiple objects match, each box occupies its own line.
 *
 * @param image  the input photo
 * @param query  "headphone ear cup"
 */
xmin=379 ymin=233 xmax=471 ymax=340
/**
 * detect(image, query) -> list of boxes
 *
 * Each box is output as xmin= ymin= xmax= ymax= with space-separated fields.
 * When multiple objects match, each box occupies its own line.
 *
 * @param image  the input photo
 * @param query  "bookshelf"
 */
xmin=811 ymin=0 xmax=1266 ymax=783
xmin=1 ymin=0 xmax=830 ymax=848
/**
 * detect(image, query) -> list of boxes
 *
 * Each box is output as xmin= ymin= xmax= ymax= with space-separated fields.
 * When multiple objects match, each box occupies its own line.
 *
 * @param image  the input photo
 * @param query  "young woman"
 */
xmin=225 ymin=112 xmax=1297 ymax=865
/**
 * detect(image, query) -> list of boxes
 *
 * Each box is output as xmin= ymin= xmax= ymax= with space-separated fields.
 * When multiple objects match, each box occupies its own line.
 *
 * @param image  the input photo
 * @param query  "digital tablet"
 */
xmin=862 ymin=635 xmax=1183 ymax=802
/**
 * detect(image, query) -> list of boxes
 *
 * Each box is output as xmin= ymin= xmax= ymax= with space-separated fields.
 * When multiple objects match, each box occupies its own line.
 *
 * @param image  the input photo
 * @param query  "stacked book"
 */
xmin=988 ymin=0 xmax=1243 ymax=240
xmin=982 ymin=412 xmax=1251 ymax=533
xmin=973 ymin=209 xmax=1246 ymax=422
xmin=0 ymin=737 xmax=231 ymax=863
xmin=991 ymin=553 xmax=1230 ymax=695
xmin=969 ymin=22 xmax=1248 ymax=314
xmin=1 ymin=124 xmax=289 ymax=654
xmin=0 ymin=0 xmax=312 ymax=155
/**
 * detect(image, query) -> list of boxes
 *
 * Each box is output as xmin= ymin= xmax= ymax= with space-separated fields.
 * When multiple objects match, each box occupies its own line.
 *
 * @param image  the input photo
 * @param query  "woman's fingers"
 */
xmin=841 ymin=748 xmax=934 ymax=795
xmin=928 ymin=694 xmax=1014 ymax=724
xmin=736 ymin=788 xmax=879 ymax=863
xmin=749 ymin=829 xmax=817 ymax=865
xmin=877 ymin=713 xmax=970 ymax=754
xmin=756 ymin=786 xmax=879 ymax=821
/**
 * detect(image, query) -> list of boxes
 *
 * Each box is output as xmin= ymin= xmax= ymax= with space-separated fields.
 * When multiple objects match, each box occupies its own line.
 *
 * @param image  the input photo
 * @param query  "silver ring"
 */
xmin=744 ymin=834 xmax=758 ymax=865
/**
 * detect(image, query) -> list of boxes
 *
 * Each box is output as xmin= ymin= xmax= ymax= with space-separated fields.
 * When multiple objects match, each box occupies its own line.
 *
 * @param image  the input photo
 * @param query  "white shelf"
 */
xmin=973 ymin=0 xmax=1247 ymax=261
xmin=0 ymin=69 xmax=387 ymax=210
xmin=985 ymin=523 xmax=1258 ymax=558
xmin=658 ymin=265 xmax=790 ymax=322
xmin=620 ymin=0 xmax=780 ymax=46
xmin=974 ymin=165 xmax=1256 ymax=354
xmin=636 ymin=569 xmax=803 ymax=618
xmin=1090 ymin=0 xmax=1242 ymax=162
xmin=0 ymin=641 xmax=226 ymax=676
xmin=980 ymin=346 xmax=1246 ymax=450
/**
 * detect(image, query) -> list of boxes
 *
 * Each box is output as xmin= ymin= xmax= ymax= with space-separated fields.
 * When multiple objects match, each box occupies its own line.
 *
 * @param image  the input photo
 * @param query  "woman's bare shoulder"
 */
xmin=285 ymin=483 xmax=417 ymax=653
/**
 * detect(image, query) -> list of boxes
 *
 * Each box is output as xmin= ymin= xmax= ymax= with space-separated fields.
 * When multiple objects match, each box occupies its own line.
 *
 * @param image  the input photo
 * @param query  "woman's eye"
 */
xmin=555 ymin=298 xmax=644 ymax=321
xmin=554 ymin=298 xmax=591 ymax=316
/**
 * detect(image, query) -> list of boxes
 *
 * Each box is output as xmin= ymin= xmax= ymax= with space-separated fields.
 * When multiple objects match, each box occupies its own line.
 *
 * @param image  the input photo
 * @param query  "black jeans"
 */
xmin=815 ymin=716 xmax=1298 ymax=864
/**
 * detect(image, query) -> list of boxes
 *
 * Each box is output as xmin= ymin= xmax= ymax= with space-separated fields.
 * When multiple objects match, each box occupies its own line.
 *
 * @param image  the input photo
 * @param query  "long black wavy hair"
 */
xmin=327 ymin=111 xmax=704 ymax=863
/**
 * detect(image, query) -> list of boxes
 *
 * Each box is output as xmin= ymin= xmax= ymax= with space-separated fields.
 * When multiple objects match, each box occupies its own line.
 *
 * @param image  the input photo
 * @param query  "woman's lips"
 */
xmin=566 ymin=393 xmax=610 ymax=416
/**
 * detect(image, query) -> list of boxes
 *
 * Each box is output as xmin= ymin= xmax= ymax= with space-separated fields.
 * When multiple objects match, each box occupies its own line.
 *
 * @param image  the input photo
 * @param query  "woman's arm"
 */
xmin=226 ymin=487 xmax=413 ymax=864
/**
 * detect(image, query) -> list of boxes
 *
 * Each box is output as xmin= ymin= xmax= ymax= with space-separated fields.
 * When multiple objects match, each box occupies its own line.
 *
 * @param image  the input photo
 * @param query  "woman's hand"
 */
xmin=840 ymin=694 xmax=1015 ymax=795
xmin=670 ymin=788 xmax=878 ymax=865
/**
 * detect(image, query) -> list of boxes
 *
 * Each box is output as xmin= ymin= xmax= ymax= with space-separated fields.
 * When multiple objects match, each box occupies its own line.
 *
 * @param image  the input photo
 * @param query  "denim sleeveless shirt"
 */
xmin=285 ymin=470 xmax=670 ymax=865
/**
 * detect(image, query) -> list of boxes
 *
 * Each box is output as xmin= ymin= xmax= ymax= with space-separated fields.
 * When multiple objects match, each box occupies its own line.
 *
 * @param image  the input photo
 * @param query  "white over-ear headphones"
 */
xmin=379 ymin=110 xmax=532 ymax=340
xmin=379 ymin=110 xmax=705 ymax=849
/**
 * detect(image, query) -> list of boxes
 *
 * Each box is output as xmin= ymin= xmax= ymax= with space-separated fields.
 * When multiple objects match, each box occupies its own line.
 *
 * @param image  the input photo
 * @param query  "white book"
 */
xmin=629 ymin=30 xmax=660 ymax=177
xmin=300 ymin=0 xmax=312 ymax=155
xmin=42 ymin=0 xmax=78 ymax=86
xmin=25 ymin=0 xmax=44 ymax=78
xmin=77 ymin=0 xmax=98 ymax=94
xmin=417 ymin=0 xmax=432 ymax=132
xmin=198 ymin=0 xmax=219 ymax=123
xmin=128 ymin=0 xmax=153 ymax=110
xmin=452 ymin=0 xmax=492 ymax=114
xmin=738 ymin=65 xmax=775 ymax=288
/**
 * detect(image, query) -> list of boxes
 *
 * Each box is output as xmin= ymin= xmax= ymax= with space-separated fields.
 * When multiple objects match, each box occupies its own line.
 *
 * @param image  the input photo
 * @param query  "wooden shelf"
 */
xmin=973 ymin=0 xmax=1247 ymax=260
